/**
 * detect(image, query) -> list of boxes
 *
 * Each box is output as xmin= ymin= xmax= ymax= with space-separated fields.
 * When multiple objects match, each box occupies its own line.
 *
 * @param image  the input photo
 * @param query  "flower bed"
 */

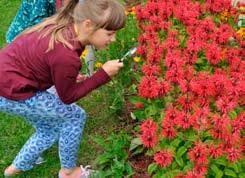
xmin=129 ymin=0 xmax=244 ymax=177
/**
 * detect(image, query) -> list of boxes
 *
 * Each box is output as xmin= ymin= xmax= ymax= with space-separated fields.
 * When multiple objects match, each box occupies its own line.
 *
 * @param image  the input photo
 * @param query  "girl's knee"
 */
xmin=73 ymin=106 xmax=86 ymax=124
xmin=64 ymin=105 xmax=86 ymax=127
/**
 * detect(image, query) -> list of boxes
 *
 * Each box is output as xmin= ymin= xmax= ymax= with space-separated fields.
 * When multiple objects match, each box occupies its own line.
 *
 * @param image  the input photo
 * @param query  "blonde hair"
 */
xmin=21 ymin=0 xmax=126 ymax=51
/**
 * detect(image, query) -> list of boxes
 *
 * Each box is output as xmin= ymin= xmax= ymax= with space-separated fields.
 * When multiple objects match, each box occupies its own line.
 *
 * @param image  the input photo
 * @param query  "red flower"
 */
xmin=211 ymin=73 xmax=233 ymax=96
xmin=165 ymin=68 xmax=184 ymax=84
xmin=231 ymin=112 xmax=245 ymax=134
xmin=177 ymin=95 xmax=195 ymax=111
xmin=142 ymin=64 xmax=161 ymax=76
xmin=193 ymin=164 xmax=208 ymax=177
xmin=176 ymin=111 xmax=193 ymax=130
xmin=209 ymin=143 xmax=224 ymax=159
xmin=134 ymin=102 xmax=144 ymax=110
xmin=205 ymin=0 xmax=233 ymax=14
xmin=205 ymin=43 xmax=222 ymax=65
xmin=182 ymin=51 xmax=198 ymax=66
xmin=216 ymin=96 xmax=237 ymax=114
xmin=174 ymin=174 xmax=185 ymax=178
xmin=162 ymin=106 xmax=179 ymax=125
xmin=140 ymin=119 xmax=158 ymax=148
xmin=186 ymin=36 xmax=203 ymax=53
xmin=174 ymin=0 xmax=202 ymax=26
xmin=213 ymin=24 xmax=234 ymax=45
xmin=140 ymin=119 xmax=157 ymax=133
xmin=185 ymin=170 xmax=205 ymax=178
xmin=141 ymin=133 xmax=158 ymax=148
xmin=190 ymin=73 xmax=216 ymax=97
xmin=138 ymin=76 xmax=161 ymax=99
xmin=164 ymin=31 xmax=180 ymax=49
xmin=165 ymin=50 xmax=183 ymax=69
xmin=154 ymin=150 xmax=173 ymax=167
xmin=226 ymin=147 xmax=242 ymax=162
xmin=191 ymin=106 xmax=210 ymax=131
xmin=210 ymin=115 xmax=230 ymax=139
xmin=158 ymin=80 xmax=170 ymax=97
xmin=188 ymin=142 xmax=209 ymax=165
xmin=161 ymin=123 xmax=177 ymax=139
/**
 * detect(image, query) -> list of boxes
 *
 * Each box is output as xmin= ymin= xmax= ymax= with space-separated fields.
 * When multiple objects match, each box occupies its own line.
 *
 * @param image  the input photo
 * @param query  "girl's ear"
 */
xmin=83 ymin=19 xmax=95 ymax=34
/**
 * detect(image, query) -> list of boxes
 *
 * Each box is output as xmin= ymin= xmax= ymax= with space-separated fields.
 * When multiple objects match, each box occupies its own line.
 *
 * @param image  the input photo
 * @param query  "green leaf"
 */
xmin=96 ymin=154 xmax=111 ymax=165
xmin=210 ymin=164 xmax=223 ymax=178
xmin=228 ymin=110 xmax=237 ymax=119
xmin=224 ymin=169 xmax=237 ymax=177
xmin=165 ymin=172 xmax=174 ymax=178
xmin=129 ymin=137 xmax=142 ymax=151
xmin=170 ymin=138 xmax=181 ymax=147
xmin=210 ymin=164 xmax=219 ymax=172
xmin=128 ymin=84 xmax=137 ymax=94
xmin=133 ymin=110 xmax=145 ymax=121
xmin=215 ymin=170 xmax=224 ymax=178
xmin=145 ymin=105 xmax=158 ymax=117
xmin=239 ymin=173 xmax=245 ymax=178
xmin=153 ymin=169 xmax=166 ymax=178
xmin=176 ymin=146 xmax=187 ymax=157
xmin=171 ymin=169 xmax=182 ymax=176
xmin=183 ymin=163 xmax=192 ymax=171
xmin=113 ymin=158 xmax=125 ymax=169
xmin=93 ymin=137 xmax=106 ymax=147
xmin=183 ymin=140 xmax=193 ymax=148
xmin=125 ymin=163 xmax=134 ymax=176
xmin=148 ymin=163 xmax=158 ymax=175
xmin=215 ymin=157 xmax=227 ymax=166
xmin=228 ymin=162 xmax=241 ymax=173
xmin=175 ymin=157 xmax=184 ymax=167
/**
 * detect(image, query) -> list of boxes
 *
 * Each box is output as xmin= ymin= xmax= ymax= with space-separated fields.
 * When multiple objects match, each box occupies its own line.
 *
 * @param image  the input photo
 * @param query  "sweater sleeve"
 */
xmin=49 ymin=48 xmax=111 ymax=104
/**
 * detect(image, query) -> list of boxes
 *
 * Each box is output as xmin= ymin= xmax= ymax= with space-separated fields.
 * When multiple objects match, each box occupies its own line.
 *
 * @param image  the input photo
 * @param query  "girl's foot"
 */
xmin=4 ymin=165 xmax=21 ymax=177
xmin=59 ymin=165 xmax=95 ymax=178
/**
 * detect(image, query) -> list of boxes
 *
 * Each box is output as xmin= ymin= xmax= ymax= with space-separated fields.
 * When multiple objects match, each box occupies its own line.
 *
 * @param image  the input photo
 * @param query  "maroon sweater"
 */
xmin=0 ymin=26 xmax=111 ymax=104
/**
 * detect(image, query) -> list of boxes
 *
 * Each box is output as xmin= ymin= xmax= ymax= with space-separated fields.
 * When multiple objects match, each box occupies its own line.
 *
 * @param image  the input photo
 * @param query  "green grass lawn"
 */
xmin=0 ymin=1 xmax=124 ymax=177
xmin=0 ymin=0 xmax=21 ymax=48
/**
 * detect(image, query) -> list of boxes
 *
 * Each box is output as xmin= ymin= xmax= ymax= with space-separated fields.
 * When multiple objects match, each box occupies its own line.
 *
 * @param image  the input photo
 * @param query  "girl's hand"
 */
xmin=76 ymin=73 xmax=86 ymax=83
xmin=102 ymin=60 xmax=124 ymax=77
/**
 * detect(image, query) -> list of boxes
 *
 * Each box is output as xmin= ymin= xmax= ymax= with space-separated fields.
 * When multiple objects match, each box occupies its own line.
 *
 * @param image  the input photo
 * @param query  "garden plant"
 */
xmin=121 ymin=0 xmax=244 ymax=177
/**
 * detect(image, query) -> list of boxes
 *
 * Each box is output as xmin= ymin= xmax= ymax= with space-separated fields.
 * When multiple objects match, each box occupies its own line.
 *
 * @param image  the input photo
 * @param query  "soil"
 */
xmin=129 ymin=154 xmax=153 ymax=178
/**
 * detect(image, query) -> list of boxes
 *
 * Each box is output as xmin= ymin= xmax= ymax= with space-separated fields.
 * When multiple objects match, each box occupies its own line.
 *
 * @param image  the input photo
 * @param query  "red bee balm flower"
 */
xmin=226 ymin=147 xmax=242 ymax=162
xmin=140 ymin=133 xmax=158 ymax=148
xmin=188 ymin=142 xmax=209 ymax=165
xmin=140 ymin=119 xmax=158 ymax=148
xmin=209 ymin=143 xmax=224 ymax=159
xmin=154 ymin=150 xmax=173 ymax=167
xmin=134 ymin=102 xmax=144 ymax=110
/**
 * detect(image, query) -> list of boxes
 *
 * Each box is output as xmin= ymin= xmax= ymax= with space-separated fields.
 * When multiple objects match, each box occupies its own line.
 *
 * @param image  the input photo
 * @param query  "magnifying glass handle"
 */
xmin=119 ymin=58 xmax=124 ymax=62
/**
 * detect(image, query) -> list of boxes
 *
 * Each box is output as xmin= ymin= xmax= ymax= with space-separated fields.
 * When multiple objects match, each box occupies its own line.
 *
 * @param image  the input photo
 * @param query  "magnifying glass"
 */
xmin=119 ymin=47 xmax=137 ymax=62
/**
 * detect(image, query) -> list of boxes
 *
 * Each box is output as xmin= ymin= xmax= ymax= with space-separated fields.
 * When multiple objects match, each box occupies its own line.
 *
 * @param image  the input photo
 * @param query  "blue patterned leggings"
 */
xmin=0 ymin=91 xmax=86 ymax=171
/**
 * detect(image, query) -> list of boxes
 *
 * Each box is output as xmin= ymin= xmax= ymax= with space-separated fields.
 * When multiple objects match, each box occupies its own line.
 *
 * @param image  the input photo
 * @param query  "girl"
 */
xmin=6 ymin=0 xmax=70 ymax=43
xmin=0 ymin=0 xmax=125 ymax=177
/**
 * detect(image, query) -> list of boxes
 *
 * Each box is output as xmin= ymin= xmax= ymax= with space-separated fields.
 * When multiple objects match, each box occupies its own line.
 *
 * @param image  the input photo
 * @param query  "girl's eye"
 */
xmin=107 ymin=31 xmax=115 ymax=36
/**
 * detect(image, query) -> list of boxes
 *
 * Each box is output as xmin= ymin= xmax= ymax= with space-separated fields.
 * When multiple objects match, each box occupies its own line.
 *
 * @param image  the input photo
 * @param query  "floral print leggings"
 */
xmin=0 ymin=91 xmax=86 ymax=171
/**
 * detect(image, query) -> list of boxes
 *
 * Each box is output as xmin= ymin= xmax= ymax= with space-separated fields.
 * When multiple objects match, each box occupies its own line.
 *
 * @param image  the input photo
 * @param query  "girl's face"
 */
xmin=88 ymin=28 xmax=116 ymax=50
